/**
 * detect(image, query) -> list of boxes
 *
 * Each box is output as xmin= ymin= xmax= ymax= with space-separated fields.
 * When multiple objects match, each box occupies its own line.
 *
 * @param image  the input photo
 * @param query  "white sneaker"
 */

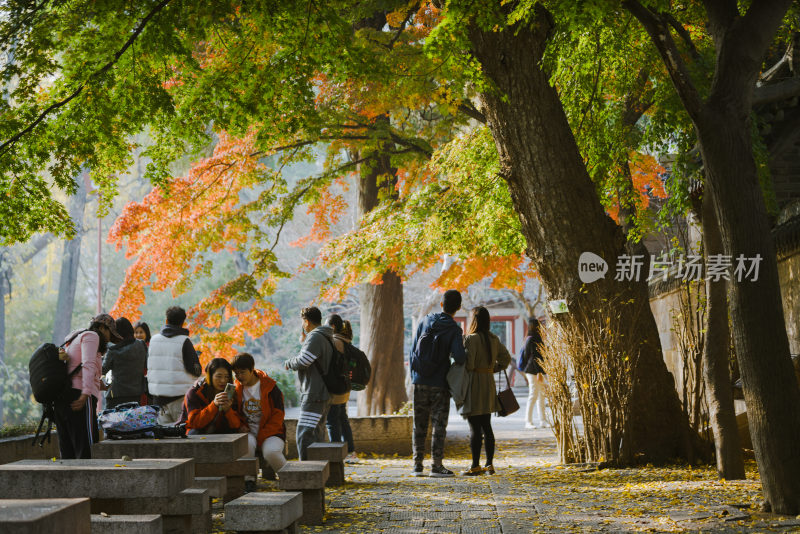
xmin=344 ymin=452 xmax=358 ymax=464
xmin=525 ymin=423 xmax=535 ymax=429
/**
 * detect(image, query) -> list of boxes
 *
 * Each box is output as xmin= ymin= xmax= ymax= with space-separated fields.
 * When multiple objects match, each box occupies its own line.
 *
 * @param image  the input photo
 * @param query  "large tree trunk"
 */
xmin=624 ymin=0 xmax=800 ymax=511
xmin=696 ymin=109 xmax=800 ymax=510
xmin=466 ymin=6 xmax=697 ymax=462
xmin=699 ymin=190 xmax=745 ymax=480
xmin=53 ymin=174 xmax=88 ymax=344
xmin=355 ymin=146 xmax=408 ymax=415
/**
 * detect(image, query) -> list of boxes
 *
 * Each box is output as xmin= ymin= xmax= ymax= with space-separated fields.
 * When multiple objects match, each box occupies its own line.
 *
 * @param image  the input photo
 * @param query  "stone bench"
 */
xmin=93 ymin=488 xmax=209 ymax=534
xmin=0 ymin=498 xmax=90 ymax=534
xmin=277 ymin=461 xmax=329 ymax=525
xmin=91 ymin=514 xmax=162 ymax=534
xmin=0 ymin=459 xmax=196 ymax=534
xmin=93 ymin=434 xmax=252 ymax=503
xmin=306 ymin=442 xmax=347 ymax=486
xmin=193 ymin=477 xmax=227 ymax=499
xmin=224 ymin=492 xmax=302 ymax=534
xmin=194 ymin=457 xmax=259 ymax=502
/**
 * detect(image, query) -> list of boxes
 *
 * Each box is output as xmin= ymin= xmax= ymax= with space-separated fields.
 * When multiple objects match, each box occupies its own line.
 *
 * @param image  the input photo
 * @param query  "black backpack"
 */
xmin=411 ymin=324 xmax=456 ymax=378
xmin=342 ymin=342 xmax=371 ymax=391
xmin=28 ymin=330 xmax=87 ymax=446
xmin=314 ymin=336 xmax=351 ymax=395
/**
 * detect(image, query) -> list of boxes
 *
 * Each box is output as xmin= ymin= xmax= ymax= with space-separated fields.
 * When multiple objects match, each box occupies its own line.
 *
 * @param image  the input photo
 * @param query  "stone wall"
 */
xmin=650 ymin=248 xmax=800 ymax=402
xmin=2 ymin=415 xmax=412 ymax=463
xmin=0 ymin=434 xmax=60 ymax=464
xmin=284 ymin=415 xmax=412 ymax=459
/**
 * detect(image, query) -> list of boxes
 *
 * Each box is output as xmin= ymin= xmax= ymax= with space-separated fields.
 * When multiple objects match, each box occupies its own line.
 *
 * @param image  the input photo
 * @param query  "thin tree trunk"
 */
xmin=354 ymin=144 xmax=408 ymax=415
xmin=466 ymin=6 xmax=699 ymax=462
xmin=0 ymin=252 xmax=7 ymax=426
xmin=53 ymin=173 xmax=88 ymax=344
xmin=699 ymin=190 xmax=745 ymax=480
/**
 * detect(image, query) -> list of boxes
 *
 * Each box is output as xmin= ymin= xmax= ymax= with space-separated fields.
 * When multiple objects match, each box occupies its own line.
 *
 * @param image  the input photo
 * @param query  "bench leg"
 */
xmin=326 ymin=462 xmax=345 ymax=486
xmin=298 ymin=489 xmax=325 ymax=525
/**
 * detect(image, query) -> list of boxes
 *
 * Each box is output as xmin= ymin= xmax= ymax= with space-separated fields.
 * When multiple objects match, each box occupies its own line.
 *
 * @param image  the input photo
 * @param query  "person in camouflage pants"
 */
xmin=413 ymin=384 xmax=451 ymax=467
xmin=408 ymin=290 xmax=466 ymax=477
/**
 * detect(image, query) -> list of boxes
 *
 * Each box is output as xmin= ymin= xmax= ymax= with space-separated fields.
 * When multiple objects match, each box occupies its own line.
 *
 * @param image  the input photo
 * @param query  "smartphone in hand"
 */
xmin=224 ymin=383 xmax=236 ymax=400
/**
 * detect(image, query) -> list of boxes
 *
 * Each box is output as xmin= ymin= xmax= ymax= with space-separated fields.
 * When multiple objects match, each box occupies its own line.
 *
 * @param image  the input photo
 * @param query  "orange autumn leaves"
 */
xmin=108 ymin=130 xmax=278 ymax=362
xmin=605 ymin=152 xmax=667 ymax=223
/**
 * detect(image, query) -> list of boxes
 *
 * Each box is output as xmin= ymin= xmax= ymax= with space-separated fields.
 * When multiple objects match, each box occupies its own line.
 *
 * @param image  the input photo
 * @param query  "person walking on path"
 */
xmin=102 ymin=317 xmax=148 ymax=409
xmin=409 ymin=289 xmax=466 ymax=477
xmin=147 ymin=306 xmax=202 ymax=424
xmin=518 ymin=317 xmax=548 ymax=429
xmin=325 ymin=315 xmax=358 ymax=463
xmin=460 ymin=306 xmax=512 ymax=475
xmin=180 ymin=357 xmax=243 ymax=434
xmin=55 ymin=314 xmax=122 ymax=459
xmin=285 ymin=306 xmax=333 ymax=460
xmin=231 ymin=352 xmax=288 ymax=492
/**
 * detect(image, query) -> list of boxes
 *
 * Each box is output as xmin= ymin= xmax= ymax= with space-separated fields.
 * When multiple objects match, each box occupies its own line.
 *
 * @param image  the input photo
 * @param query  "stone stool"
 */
xmin=277 ymin=461 xmax=329 ymax=525
xmin=224 ymin=492 xmax=302 ymax=534
xmin=90 ymin=514 xmax=162 ymax=534
xmin=306 ymin=442 xmax=347 ymax=486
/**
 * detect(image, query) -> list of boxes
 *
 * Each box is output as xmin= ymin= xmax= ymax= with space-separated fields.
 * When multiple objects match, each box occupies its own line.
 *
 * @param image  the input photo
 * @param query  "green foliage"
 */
xmin=1 ymin=361 xmax=39 ymax=426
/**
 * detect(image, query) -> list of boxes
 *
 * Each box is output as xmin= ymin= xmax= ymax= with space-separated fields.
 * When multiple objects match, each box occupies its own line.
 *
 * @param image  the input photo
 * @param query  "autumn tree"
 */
xmin=620 ymin=0 xmax=800 ymax=513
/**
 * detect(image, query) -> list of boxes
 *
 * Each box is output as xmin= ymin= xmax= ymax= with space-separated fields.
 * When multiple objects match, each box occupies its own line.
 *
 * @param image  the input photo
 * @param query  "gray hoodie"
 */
xmin=286 ymin=325 xmax=333 ymax=404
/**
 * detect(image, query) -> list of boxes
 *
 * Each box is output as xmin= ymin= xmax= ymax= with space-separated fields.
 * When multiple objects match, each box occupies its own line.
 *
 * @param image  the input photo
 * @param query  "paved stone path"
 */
xmin=213 ymin=390 xmax=800 ymax=533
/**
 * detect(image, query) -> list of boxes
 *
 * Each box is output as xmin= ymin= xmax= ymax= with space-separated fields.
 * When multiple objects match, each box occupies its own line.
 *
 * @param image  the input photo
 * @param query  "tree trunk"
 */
xmin=354 ymin=145 xmax=408 ymax=415
xmin=53 ymin=173 xmax=88 ymax=344
xmin=696 ymin=108 xmax=800 ymax=511
xmin=466 ymin=6 xmax=698 ymax=462
xmin=699 ymin=190 xmax=745 ymax=480
xmin=0 ymin=250 xmax=7 ymax=426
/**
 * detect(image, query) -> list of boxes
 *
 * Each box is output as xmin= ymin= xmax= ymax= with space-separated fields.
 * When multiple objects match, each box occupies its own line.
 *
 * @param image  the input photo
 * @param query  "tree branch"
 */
xmin=458 ymin=102 xmax=486 ymax=124
xmin=753 ymin=77 xmax=800 ymax=106
xmin=388 ymin=5 xmax=419 ymax=49
xmin=0 ymin=0 xmax=174 ymax=158
xmin=662 ymin=13 xmax=701 ymax=61
xmin=623 ymin=0 xmax=704 ymax=119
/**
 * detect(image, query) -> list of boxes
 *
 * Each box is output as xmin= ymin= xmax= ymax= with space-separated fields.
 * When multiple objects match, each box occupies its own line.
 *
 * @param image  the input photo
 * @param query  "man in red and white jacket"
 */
xmin=232 ymin=352 xmax=287 ymax=491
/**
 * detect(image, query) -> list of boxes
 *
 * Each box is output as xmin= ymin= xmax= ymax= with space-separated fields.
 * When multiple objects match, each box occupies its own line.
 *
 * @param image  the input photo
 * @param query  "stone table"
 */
xmin=92 ymin=434 xmax=254 ymax=502
xmin=0 ymin=498 xmax=90 ymax=534
xmin=0 ymin=459 xmax=201 ymax=533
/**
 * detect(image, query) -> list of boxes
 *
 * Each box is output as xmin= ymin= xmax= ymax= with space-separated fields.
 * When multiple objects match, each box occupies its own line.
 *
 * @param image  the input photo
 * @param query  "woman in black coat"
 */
xmin=102 ymin=317 xmax=148 ymax=408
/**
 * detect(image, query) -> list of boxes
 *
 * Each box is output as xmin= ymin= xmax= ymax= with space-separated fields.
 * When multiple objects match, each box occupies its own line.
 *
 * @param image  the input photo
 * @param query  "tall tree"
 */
xmin=433 ymin=1 xmax=698 ymax=461
xmin=623 ymin=0 xmax=800 ymax=513
xmin=52 ymin=173 xmax=88 ymax=344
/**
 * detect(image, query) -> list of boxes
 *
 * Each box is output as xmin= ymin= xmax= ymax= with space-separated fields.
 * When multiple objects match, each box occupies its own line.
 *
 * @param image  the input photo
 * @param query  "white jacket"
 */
xmin=147 ymin=333 xmax=196 ymax=397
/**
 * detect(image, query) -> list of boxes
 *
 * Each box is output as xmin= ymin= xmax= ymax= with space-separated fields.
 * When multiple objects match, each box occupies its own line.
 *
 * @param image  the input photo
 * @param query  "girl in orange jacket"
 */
xmin=179 ymin=358 xmax=243 ymax=434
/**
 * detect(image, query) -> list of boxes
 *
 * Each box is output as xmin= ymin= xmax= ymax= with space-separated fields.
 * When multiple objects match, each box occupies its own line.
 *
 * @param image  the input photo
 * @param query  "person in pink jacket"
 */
xmin=54 ymin=314 xmax=122 ymax=459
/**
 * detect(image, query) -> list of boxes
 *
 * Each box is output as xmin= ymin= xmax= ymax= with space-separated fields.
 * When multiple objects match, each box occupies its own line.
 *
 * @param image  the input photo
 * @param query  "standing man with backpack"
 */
xmin=147 ymin=306 xmax=202 ymax=425
xmin=409 ymin=289 xmax=466 ymax=477
xmin=284 ymin=306 xmax=333 ymax=460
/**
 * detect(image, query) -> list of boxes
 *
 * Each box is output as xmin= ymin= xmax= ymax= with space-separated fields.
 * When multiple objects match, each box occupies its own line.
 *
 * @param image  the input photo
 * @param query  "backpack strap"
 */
xmin=313 ymin=334 xmax=336 ymax=375
xmin=60 ymin=329 xmax=88 ymax=349
xmin=31 ymin=404 xmax=55 ymax=447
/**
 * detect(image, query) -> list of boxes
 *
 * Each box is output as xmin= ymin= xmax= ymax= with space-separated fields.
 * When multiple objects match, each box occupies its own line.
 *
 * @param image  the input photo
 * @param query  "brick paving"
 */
xmin=213 ymin=391 xmax=800 ymax=533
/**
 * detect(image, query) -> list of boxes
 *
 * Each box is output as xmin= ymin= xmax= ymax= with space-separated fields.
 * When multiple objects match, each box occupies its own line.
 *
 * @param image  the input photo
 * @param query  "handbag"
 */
xmin=496 ymin=369 xmax=520 ymax=417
